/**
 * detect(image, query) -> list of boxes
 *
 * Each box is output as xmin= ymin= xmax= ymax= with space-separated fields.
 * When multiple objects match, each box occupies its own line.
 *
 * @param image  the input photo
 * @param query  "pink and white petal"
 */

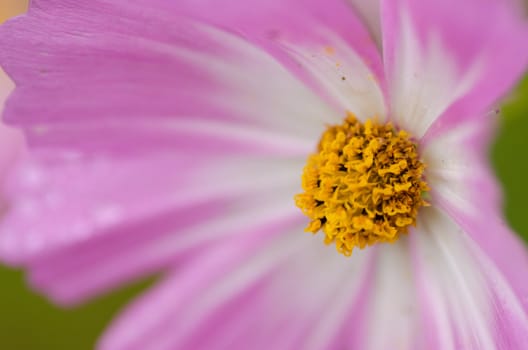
xmin=0 ymin=0 xmax=338 ymax=152
xmin=23 ymin=118 xmax=314 ymax=158
xmin=410 ymin=235 xmax=456 ymax=350
xmin=361 ymin=240 xmax=418 ymax=350
xmin=28 ymin=195 xmax=302 ymax=305
xmin=347 ymin=0 xmax=382 ymax=46
xmin=275 ymin=30 xmax=386 ymax=122
xmin=0 ymin=68 xmax=13 ymax=113
xmin=423 ymin=117 xmax=499 ymax=218
xmin=0 ymin=69 xmax=24 ymax=175
xmin=468 ymin=239 xmax=528 ymax=349
xmin=263 ymin=2 xmax=387 ymax=122
xmin=0 ymin=151 xmax=304 ymax=267
xmin=0 ymin=0 xmax=341 ymax=310
xmin=98 ymin=230 xmax=375 ymax=350
xmin=0 ymin=69 xmax=26 ymax=210
xmin=438 ymin=184 xmax=528 ymax=315
xmin=411 ymin=207 xmax=528 ymax=349
xmin=149 ymin=0 xmax=387 ymax=122
xmin=423 ymin=117 xmax=528 ymax=313
xmin=382 ymin=0 xmax=528 ymax=139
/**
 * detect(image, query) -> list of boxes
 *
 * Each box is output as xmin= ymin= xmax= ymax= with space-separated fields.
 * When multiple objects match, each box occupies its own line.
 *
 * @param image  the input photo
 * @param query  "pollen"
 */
xmin=295 ymin=113 xmax=429 ymax=256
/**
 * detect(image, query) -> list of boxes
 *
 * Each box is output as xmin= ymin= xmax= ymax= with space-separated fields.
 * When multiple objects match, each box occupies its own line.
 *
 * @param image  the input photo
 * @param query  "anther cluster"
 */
xmin=295 ymin=113 xmax=429 ymax=256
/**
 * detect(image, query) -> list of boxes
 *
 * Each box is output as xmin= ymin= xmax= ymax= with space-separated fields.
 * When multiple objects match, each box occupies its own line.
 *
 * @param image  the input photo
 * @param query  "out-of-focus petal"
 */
xmin=411 ymin=207 xmax=528 ymax=350
xmin=0 ymin=152 xmax=304 ymax=294
xmin=423 ymin=115 xmax=528 ymax=316
xmin=0 ymin=69 xmax=25 ymax=211
xmin=27 ymin=202 xmax=302 ymax=305
xmin=98 ymin=231 xmax=375 ymax=350
xmin=381 ymin=0 xmax=528 ymax=139
xmin=360 ymin=241 xmax=418 ymax=350
xmin=347 ymin=0 xmax=381 ymax=45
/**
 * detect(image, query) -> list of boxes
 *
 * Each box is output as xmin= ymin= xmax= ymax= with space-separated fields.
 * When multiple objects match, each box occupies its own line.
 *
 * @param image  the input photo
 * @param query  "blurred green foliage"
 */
xmin=492 ymin=76 xmax=528 ymax=242
xmin=0 ymin=267 xmax=150 ymax=349
xmin=0 ymin=78 xmax=527 ymax=349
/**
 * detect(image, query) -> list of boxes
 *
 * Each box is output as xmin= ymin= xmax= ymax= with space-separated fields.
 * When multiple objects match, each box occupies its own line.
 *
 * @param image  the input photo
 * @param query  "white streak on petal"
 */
xmin=417 ymin=208 xmax=495 ymax=350
xmin=280 ymin=30 xmax=386 ymax=122
xmin=147 ymin=190 xmax=299 ymax=260
xmin=0 ymin=67 xmax=14 ymax=113
xmin=291 ymin=241 xmax=372 ymax=350
xmin=423 ymin=119 xmax=483 ymax=217
xmin=151 ymin=231 xmax=308 ymax=349
xmin=347 ymin=0 xmax=382 ymax=45
xmin=366 ymin=240 xmax=416 ymax=350
xmin=465 ymin=235 xmax=528 ymax=346
xmin=391 ymin=12 xmax=483 ymax=138
xmin=132 ymin=20 xmax=338 ymax=141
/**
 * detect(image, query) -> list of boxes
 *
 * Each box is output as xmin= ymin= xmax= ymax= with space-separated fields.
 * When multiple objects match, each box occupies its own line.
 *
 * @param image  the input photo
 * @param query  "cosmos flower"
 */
xmin=1 ymin=0 xmax=528 ymax=349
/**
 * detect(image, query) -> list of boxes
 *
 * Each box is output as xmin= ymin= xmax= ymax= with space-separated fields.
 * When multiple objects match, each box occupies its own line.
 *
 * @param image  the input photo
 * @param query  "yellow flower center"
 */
xmin=295 ymin=113 xmax=429 ymax=256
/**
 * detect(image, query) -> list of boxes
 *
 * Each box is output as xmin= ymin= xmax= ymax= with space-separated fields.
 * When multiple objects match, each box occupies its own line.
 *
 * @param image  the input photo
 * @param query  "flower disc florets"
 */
xmin=295 ymin=113 xmax=429 ymax=256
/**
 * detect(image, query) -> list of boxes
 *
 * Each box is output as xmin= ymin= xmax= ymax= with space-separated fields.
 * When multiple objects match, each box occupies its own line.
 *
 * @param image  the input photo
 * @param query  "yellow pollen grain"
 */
xmin=324 ymin=46 xmax=336 ymax=56
xmin=295 ymin=113 xmax=429 ymax=257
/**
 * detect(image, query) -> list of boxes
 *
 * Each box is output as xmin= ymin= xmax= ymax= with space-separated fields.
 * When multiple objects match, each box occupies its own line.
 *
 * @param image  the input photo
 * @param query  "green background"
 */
xmin=0 ymin=0 xmax=528 ymax=342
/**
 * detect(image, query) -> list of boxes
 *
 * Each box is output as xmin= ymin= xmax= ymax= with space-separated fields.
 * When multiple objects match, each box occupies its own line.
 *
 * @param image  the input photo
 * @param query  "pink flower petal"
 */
xmin=411 ymin=207 xmax=528 ymax=350
xmin=23 ymin=118 xmax=314 ymax=158
xmin=424 ymin=115 xmax=528 ymax=317
xmin=98 ymin=205 xmax=528 ymax=350
xmin=0 ymin=68 xmax=25 ymax=183
xmin=0 ymin=152 xmax=304 ymax=266
xmin=361 ymin=241 xmax=418 ymax=350
xmin=30 ymin=204 xmax=302 ymax=305
xmin=0 ymin=0 xmax=331 ymax=303
xmin=99 ymin=231 xmax=375 ymax=350
xmin=421 ymin=113 xmax=528 ymax=348
xmin=0 ymin=68 xmax=13 ymax=112
xmin=347 ymin=0 xmax=382 ymax=45
xmin=438 ymin=179 xmax=528 ymax=313
xmin=163 ymin=0 xmax=387 ymax=121
xmin=381 ymin=0 xmax=528 ymax=139
xmin=0 ymin=0 xmax=339 ymax=152
xmin=0 ymin=69 xmax=26 ymax=212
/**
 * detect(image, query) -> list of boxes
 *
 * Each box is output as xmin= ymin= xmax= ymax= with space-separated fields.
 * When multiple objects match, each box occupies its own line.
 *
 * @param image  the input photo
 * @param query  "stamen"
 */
xmin=295 ymin=113 xmax=429 ymax=256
